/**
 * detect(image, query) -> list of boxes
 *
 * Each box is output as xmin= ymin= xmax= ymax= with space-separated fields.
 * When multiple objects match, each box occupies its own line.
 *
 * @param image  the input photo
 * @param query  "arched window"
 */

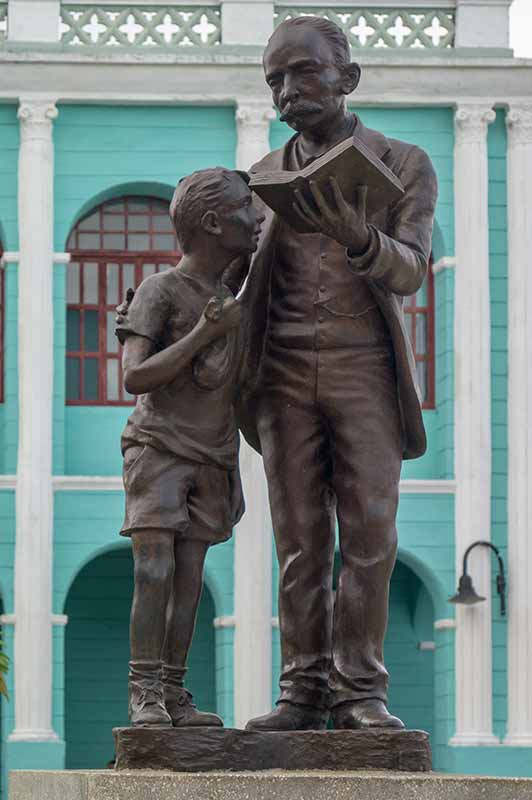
xmin=404 ymin=264 xmax=435 ymax=409
xmin=66 ymin=196 xmax=180 ymax=405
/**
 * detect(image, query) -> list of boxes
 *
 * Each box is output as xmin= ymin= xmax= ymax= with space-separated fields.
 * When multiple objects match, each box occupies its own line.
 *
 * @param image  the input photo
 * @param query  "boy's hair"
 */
xmin=170 ymin=167 xmax=249 ymax=253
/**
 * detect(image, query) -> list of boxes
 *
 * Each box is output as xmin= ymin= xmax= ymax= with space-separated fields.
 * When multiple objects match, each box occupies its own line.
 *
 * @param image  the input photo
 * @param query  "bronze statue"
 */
xmin=238 ymin=16 xmax=438 ymax=731
xmin=116 ymin=168 xmax=263 ymax=728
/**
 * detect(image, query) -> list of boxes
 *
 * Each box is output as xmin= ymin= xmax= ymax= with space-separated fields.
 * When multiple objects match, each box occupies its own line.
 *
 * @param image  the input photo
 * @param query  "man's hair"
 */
xmin=169 ymin=167 xmax=249 ymax=253
xmin=265 ymin=16 xmax=351 ymax=70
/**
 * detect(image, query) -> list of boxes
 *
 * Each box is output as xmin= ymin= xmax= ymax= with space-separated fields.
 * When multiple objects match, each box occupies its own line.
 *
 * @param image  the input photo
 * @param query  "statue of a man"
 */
xmin=239 ymin=16 xmax=438 ymax=731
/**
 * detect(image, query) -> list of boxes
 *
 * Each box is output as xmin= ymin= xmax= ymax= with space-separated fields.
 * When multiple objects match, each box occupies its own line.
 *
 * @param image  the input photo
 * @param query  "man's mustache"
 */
xmin=279 ymin=101 xmax=323 ymax=122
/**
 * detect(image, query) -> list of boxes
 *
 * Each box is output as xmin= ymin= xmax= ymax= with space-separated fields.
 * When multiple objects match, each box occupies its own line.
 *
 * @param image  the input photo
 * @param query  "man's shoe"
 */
xmin=128 ymin=661 xmax=172 ymax=728
xmin=332 ymin=699 xmax=404 ymax=730
xmin=245 ymin=701 xmax=329 ymax=731
xmin=164 ymin=686 xmax=223 ymax=728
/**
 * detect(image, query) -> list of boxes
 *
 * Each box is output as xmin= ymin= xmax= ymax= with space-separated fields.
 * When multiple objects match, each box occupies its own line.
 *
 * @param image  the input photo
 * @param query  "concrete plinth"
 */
xmin=114 ymin=727 xmax=431 ymax=772
xmin=9 ymin=770 xmax=532 ymax=800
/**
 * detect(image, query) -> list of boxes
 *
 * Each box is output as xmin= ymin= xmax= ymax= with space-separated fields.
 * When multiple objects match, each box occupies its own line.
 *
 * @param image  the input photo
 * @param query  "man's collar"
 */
xmin=351 ymin=114 xmax=391 ymax=160
xmin=249 ymin=113 xmax=391 ymax=174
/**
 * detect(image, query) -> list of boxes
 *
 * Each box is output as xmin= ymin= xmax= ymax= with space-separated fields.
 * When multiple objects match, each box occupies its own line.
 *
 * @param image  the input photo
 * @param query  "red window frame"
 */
xmin=66 ymin=197 xmax=180 ymax=406
xmin=403 ymin=264 xmax=435 ymax=409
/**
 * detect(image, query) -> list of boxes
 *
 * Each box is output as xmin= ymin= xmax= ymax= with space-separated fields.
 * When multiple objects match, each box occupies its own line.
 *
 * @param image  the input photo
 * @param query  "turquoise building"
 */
xmin=1 ymin=0 xmax=532 ymax=795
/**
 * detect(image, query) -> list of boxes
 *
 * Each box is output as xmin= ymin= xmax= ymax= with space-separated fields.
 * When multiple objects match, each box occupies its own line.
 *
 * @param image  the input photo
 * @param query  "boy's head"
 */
xmin=170 ymin=167 xmax=264 ymax=256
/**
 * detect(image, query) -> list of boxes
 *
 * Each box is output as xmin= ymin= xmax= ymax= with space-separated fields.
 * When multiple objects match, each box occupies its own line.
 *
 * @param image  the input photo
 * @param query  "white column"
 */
xmin=8 ymin=0 xmax=60 ymax=43
xmin=504 ymin=103 xmax=532 ymax=747
xmin=9 ymin=98 xmax=59 ymax=742
xmin=455 ymin=0 xmax=512 ymax=50
xmin=232 ymin=103 xmax=275 ymax=727
xmin=236 ymin=99 xmax=275 ymax=173
xmin=451 ymin=102 xmax=498 ymax=746
xmin=233 ymin=439 xmax=273 ymax=728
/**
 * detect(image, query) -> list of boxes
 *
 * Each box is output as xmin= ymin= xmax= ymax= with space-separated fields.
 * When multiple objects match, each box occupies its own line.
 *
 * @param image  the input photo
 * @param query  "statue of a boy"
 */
xmin=116 ymin=168 xmax=264 ymax=728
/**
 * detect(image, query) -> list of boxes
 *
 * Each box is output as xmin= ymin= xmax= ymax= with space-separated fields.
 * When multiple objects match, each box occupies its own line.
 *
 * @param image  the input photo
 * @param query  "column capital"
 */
xmin=506 ymin=104 xmax=532 ymax=145
xmin=236 ymin=100 xmax=276 ymax=127
xmin=18 ymin=98 xmax=58 ymax=142
xmin=454 ymin=103 xmax=496 ymax=143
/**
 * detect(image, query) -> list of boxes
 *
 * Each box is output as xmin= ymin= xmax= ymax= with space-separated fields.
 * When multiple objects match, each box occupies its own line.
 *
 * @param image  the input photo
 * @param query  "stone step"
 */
xmin=9 ymin=770 xmax=532 ymax=800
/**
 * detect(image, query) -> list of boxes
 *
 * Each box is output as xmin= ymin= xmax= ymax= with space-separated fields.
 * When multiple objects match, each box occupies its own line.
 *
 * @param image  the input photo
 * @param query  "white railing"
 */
xmin=60 ymin=4 xmax=221 ymax=47
xmin=274 ymin=6 xmax=455 ymax=49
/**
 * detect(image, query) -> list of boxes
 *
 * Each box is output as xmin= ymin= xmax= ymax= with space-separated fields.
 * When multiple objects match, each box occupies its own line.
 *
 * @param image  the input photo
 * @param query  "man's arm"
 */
xmin=122 ymin=296 xmax=241 ymax=395
xmin=292 ymin=145 xmax=438 ymax=297
xmin=347 ymin=146 xmax=438 ymax=296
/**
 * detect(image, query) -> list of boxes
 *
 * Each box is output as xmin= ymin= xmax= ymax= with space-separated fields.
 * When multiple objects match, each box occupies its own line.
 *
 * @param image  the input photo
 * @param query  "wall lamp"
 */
xmin=449 ymin=540 xmax=506 ymax=616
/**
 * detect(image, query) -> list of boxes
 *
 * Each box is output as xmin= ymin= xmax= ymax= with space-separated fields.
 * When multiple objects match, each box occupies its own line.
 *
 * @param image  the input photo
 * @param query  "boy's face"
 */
xmin=218 ymin=176 xmax=264 ymax=256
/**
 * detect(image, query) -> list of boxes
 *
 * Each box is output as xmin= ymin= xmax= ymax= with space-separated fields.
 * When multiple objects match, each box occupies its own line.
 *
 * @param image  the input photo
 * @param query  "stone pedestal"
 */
xmin=114 ymin=727 xmax=431 ymax=772
xmin=9 ymin=770 xmax=532 ymax=800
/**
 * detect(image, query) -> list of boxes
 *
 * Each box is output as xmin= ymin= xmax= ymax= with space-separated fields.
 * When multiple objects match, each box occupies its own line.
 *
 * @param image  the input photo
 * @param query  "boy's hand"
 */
xmin=200 ymin=296 xmax=241 ymax=337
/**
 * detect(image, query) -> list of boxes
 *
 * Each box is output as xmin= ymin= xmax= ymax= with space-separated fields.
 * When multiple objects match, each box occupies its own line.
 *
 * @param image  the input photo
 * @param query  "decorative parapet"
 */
xmin=0 ymin=3 xmax=7 ymax=41
xmin=60 ymin=4 xmax=222 ymax=47
xmin=274 ymin=7 xmax=455 ymax=49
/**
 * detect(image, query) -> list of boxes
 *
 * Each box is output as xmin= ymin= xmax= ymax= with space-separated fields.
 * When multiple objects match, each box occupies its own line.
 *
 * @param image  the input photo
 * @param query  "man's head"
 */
xmin=170 ymin=168 xmax=263 ymax=256
xmin=263 ymin=17 xmax=361 ymax=132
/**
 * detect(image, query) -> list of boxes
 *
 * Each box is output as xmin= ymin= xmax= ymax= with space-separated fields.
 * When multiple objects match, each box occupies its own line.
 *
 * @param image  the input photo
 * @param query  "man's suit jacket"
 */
xmin=236 ymin=117 xmax=438 ymax=460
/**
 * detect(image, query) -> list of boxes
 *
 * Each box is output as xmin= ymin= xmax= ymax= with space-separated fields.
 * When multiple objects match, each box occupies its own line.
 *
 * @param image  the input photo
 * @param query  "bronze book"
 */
xmin=249 ymin=135 xmax=405 ymax=234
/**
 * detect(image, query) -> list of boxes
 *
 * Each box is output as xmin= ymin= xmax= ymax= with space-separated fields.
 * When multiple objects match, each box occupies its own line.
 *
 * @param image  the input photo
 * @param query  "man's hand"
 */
xmin=293 ymin=177 xmax=371 ymax=254
xmin=199 ymin=296 xmax=241 ymax=338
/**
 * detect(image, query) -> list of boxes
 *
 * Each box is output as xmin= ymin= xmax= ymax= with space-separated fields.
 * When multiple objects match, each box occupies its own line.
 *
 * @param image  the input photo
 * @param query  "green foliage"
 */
xmin=0 ymin=638 xmax=9 ymax=700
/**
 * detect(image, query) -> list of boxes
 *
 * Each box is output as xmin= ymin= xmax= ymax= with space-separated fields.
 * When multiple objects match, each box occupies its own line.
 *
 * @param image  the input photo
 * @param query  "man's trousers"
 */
xmin=256 ymin=341 xmax=403 ymax=710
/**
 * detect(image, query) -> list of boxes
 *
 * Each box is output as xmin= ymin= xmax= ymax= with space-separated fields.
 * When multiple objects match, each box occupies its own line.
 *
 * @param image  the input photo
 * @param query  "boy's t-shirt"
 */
xmin=116 ymin=267 xmax=241 ymax=470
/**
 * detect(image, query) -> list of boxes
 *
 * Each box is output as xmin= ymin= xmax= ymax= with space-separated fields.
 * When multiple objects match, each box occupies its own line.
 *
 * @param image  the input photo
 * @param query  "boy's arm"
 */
xmin=123 ymin=296 xmax=241 ymax=395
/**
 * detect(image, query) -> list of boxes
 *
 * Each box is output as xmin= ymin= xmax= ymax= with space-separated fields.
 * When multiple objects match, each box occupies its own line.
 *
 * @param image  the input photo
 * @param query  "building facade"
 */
xmin=0 ymin=0 xmax=531 ymax=793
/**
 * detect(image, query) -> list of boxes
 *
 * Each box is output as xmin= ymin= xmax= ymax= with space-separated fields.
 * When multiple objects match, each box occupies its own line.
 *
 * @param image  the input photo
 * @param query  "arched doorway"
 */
xmin=64 ymin=546 xmax=216 ymax=769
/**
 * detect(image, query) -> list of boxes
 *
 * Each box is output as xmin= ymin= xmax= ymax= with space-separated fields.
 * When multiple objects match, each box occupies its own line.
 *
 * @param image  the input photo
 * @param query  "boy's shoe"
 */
xmin=164 ymin=686 xmax=223 ymax=728
xmin=163 ymin=663 xmax=223 ymax=727
xmin=128 ymin=660 xmax=172 ymax=728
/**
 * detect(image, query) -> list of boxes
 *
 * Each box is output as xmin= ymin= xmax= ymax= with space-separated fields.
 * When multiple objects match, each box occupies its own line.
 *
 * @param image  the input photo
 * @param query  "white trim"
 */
xmin=418 ymin=641 xmax=436 ymax=651
xmin=282 ymin=0 xmax=455 ymax=5
xmin=0 ymin=251 xmax=20 ymax=266
xmin=432 ymin=256 xmax=457 ymax=274
xmin=8 ymin=730 xmax=60 ymax=743
xmin=213 ymin=615 xmax=236 ymax=629
xmin=399 ymin=479 xmax=456 ymax=494
xmin=503 ymin=735 xmax=532 ymax=748
xmin=434 ymin=618 xmax=457 ymax=631
xmin=272 ymin=617 xmax=279 ymax=628
xmin=450 ymin=733 xmax=501 ymax=746
xmin=0 ymin=614 xmax=68 ymax=626
xmin=52 ymin=475 xmax=124 ymax=491
xmin=0 ymin=476 xmax=459 ymax=493
xmin=53 ymin=252 xmax=71 ymax=264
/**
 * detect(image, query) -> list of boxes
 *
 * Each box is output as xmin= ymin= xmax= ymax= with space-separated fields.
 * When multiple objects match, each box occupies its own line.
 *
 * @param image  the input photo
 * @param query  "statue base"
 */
xmin=10 ymin=770 xmax=532 ymax=800
xmin=113 ymin=727 xmax=431 ymax=772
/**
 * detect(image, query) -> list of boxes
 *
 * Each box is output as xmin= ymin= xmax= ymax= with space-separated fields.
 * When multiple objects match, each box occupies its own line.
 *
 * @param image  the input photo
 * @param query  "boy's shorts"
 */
xmin=120 ymin=444 xmax=244 ymax=544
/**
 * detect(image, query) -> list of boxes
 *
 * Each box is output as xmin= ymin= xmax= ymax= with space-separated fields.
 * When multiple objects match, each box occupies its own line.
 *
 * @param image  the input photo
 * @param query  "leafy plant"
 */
xmin=0 ymin=638 xmax=9 ymax=700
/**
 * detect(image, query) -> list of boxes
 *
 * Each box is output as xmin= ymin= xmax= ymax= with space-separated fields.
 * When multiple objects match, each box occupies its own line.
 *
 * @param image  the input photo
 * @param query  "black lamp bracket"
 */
xmin=462 ymin=540 xmax=506 ymax=616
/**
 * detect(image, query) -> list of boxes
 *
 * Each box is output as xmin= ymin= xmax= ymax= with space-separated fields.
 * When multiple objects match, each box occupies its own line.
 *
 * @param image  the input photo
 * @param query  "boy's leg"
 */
xmin=163 ymin=533 xmax=223 ymax=727
xmin=129 ymin=529 xmax=175 ymax=727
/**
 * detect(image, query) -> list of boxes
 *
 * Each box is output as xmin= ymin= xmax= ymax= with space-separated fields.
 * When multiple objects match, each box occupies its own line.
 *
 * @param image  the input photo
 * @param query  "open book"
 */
xmin=249 ymin=135 xmax=404 ymax=234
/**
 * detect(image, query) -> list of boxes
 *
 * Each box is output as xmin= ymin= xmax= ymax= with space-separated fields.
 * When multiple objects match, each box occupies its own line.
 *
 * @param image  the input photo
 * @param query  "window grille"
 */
xmin=404 ymin=265 xmax=435 ymax=408
xmin=66 ymin=196 xmax=179 ymax=405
